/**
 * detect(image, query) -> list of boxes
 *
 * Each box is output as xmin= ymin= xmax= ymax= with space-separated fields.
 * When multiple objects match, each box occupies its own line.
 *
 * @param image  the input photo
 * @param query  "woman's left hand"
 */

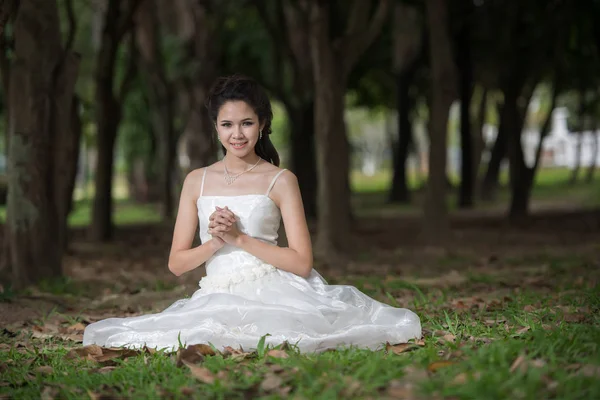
xmin=208 ymin=206 xmax=245 ymax=246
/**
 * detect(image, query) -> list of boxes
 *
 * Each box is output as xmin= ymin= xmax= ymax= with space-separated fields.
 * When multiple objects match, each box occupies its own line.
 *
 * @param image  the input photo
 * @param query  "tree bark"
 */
xmin=472 ymin=88 xmax=487 ymax=186
xmin=569 ymin=90 xmax=586 ymax=185
xmin=307 ymin=0 xmax=390 ymax=255
xmin=585 ymin=123 xmax=598 ymax=183
xmin=389 ymin=69 xmax=414 ymax=203
xmin=136 ymin=0 xmax=176 ymax=220
xmin=423 ymin=0 xmax=456 ymax=243
xmin=506 ymin=81 xmax=536 ymax=220
xmin=89 ymin=0 xmax=140 ymax=241
xmin=309 ymin=9 xmax=350 ymax=253
xmin=288 ymin=101 xmax=318 ymax=218
xmin=480 ymin=103 xmax=506 ymax=201
xmin=6 ymin=0 xmax=78 ymax=287
xmin=457 ymin=19 xmax=474 ymax=208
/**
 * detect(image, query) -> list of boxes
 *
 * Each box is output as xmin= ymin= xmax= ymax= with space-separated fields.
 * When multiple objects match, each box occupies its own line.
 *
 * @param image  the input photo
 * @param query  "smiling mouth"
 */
xmin=230 ymin=142 xmax=248 ymax=149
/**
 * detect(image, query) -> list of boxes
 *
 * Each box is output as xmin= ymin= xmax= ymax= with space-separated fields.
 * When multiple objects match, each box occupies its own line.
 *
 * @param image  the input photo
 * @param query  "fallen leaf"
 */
xmin=509 ymin=354 xmax=526 ymax=373
xmin=40 ymin=386 xmax=59 ymax=400
xmin=439 ymin=334 xmax=456 ymax=343
xmin=523 ymin=305 xmax=536 ymax=312
xmin=578 ymin=364 xmax=600 ymax=378
xmin=59 ymin=322 xmax=86 ymax=333
xmin=180 ymin=387 xmax=195 ymax=396
xmin=427 ymin=361 xmax=456 ymax=372
xmin=451 ymin=372 xmax=468 ymax=385
xmin=177 ymin=344 xmax=216 ymax=367
xmin=222 ymin=346 xmax=254 ymax=361
xmin=513 ymin=326 xmax=530 ymax=336
xmin=266 ymin=349 xmax=289 ymax=359
xmin=386 ymin=341 xmax=424 ymax=355
xmin=183 ymin=361 xmax=215 ymax=384
xmin=35 ymin=366 xmax=54 ymax=375
xmin=66 ymin=344 xmax=103 ymax=359
xmin=260 ymin=372 xmax=283 ymax=392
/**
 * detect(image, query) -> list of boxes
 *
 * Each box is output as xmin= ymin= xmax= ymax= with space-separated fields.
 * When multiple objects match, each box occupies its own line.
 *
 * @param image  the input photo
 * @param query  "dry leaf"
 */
xmin=34 ymin=366 xmax=54 ymax=375
xmin=176 ymin=344 xmax=216 ymax=367
xmin=386 ymin=341 xmax=424 ymax=355
xmin=260 ymin=373 xmax=283 ymax=392
xmin=40 ymin=386 xmax=59 ymax=400
xmin=510 ymin=354 xmax=526 ymax=373
xmin=180 ymin=387 xmax=195 ymax=396
xmin=266 ymin=349 xmax=289 ymax=359
xmin=452 ymin=372 xmax=468 ymax=385
xmin=523 ymin=305 xmax=536 ymax=312
xmin=183 ymin=361 xmax=215 ymax=384
xmin=427 ymin=361 xmax=456 ymax=372
xmin=577 ymin=364 xmax=600 ymax=378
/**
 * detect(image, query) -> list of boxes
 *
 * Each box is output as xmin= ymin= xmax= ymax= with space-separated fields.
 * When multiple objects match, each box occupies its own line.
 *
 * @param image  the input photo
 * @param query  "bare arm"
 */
xmin=167 ymin=169 xmax=224 ymax=276
xmin=211 ymin=171 xmax=313 ymax=278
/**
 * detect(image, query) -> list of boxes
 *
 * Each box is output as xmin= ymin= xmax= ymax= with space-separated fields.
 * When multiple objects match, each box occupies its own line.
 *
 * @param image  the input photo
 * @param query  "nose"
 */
xmin=232 ymin=125 xmax=244 ymax=138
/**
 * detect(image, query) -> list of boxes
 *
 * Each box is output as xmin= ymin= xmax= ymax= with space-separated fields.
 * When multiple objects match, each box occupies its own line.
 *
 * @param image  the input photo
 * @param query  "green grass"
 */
xmin=2 ymin=254 xmax=599 ymax=399
xmin=0 ymin=199 xmax=161 ymax=226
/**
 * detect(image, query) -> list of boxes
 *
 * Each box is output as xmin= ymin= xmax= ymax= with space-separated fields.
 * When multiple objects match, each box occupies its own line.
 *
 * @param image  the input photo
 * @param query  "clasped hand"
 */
xmin=208 ymin=206 xmax=243 ymax=246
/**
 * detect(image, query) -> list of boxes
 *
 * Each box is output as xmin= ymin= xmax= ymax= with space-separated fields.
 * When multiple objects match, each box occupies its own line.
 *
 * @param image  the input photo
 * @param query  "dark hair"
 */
xmin=206 ymin=75 xmax=280 ymax=166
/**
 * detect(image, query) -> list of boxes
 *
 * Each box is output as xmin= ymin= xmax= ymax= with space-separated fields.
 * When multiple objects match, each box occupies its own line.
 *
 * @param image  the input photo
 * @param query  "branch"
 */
xmin=345 ymin=0 xmax=370 ymax=38
xmin=64 ymin=0 xmax=77 ymax=51
xmin=118 ymin=32 xmax=138 ymax=104
xmin=339 ymin=0 xmax=391 ymax=77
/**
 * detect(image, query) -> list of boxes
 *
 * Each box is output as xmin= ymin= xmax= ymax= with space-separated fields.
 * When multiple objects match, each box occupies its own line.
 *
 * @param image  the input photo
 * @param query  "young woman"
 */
xmin=83 ymin=75 xmax=421 ymax=353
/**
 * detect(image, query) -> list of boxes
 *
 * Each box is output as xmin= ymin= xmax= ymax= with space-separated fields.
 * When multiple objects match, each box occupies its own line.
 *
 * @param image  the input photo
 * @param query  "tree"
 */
xmin=136 ymin=0 xmax=177 ymax=219
xmin=455 ymin=0 xmax=475 ymax=208
xmin=389 ymin=2 xmax=423 ymax=204
xmin=253 ymin=0 xmax=318 ymax=218
xmin=305 ymin=0 xmax=391 ymax=255
xmin=423 ymin=0 xmax=456 ymax=242
xmin=89 ymin=0 xmax=141 ymax=241
xmin=4 ymin=0 xmax=80 ymax=287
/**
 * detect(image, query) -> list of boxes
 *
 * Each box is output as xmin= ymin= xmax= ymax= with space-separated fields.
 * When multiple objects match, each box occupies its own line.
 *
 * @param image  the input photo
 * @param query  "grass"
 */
xmin=1 ymin=253 xmax=599 ymax=399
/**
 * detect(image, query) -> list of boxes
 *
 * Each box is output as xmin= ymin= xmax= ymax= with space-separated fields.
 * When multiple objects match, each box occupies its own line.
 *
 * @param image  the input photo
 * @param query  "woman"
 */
xmin=83 ymin=75 xmax=421 ymax=353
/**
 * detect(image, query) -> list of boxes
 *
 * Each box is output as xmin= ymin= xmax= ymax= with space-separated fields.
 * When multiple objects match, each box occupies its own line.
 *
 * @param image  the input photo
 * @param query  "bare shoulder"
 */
xmin=182 ymin=166 xmax=212 ymax=195
xmin=269 ymin=168 xmax=300 ymax=204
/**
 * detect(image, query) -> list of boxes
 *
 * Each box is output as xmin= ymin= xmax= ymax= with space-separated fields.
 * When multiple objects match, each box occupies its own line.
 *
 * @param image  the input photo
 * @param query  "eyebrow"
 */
xmin=220 ymin=117 xmax=254 ymax=123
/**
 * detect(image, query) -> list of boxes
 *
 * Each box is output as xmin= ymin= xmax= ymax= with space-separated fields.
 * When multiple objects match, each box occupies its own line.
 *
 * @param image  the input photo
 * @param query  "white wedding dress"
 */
xmin=83 ymin=169 xmax=421 ymax=353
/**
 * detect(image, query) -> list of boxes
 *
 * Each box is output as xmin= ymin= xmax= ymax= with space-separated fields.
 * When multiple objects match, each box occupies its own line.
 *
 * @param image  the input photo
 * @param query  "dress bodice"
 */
xmin=195 ymin=168 xmax=288 ymax=290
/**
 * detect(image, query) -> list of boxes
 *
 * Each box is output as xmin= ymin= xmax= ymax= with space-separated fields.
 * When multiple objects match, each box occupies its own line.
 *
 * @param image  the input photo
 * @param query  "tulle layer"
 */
xmin=82 ymin=269 xmax=422 ymax=353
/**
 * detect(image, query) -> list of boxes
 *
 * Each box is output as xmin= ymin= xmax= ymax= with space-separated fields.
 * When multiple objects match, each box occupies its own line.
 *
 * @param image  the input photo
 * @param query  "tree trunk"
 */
xmin=312 ymin=62 xmax=350 ymax=253
xmin=505 ymin=82 xmax=534 ymax=220
xmin=423 ymin=0 xmax=455 ymax=243
xmin=89 ymin=0 xmax=138 ymax=241
xmin=53 ymin=57 xmax=82 ymax=252
xmin=6 ymin=0 xmax=78 ymax=287
xmin=569 ymin=89 xmax=585 ymax=185
xmin=585 ymin=123 xmax=598 ymax=183
xmin=389 ymin=69 xmax=414 ymax=203
xmin=472 ymin=88 xmax=487 ymax=186
xmin=457 ymin=22 xmax=474 ymax=208
xmin=90 ymin=101 xmax=120 ymax=241
xmin=136 ymin=0 xmax=176 ymax=219
xmin=183 ymin=84 xmax=218 ymax=170
xmin=480 ymin=103 xmax=506 ymax=201
xmin=288 ymin=101 xmax=318 ymax=218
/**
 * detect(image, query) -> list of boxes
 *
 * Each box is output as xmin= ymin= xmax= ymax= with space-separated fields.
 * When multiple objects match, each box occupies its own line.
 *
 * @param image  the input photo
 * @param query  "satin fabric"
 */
xmin=83 ymin=193 xmax=422 ymax=353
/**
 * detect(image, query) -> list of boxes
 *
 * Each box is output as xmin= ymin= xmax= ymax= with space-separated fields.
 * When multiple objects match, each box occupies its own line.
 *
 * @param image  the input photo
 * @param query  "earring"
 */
xmin=259 ymin=130 xmax=263 ymax=140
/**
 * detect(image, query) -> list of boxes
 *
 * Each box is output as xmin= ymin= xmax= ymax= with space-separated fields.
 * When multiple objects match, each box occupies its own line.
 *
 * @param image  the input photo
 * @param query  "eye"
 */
xmin=220 ymin=122 xmax=231 ymax=127
xmin=243 ymin=121 xmax=254 ymax=126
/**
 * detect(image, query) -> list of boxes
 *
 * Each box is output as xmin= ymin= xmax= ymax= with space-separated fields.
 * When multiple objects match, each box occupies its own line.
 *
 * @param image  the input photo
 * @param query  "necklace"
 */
xmin=223 ymin=157 xmax=261 ymax=185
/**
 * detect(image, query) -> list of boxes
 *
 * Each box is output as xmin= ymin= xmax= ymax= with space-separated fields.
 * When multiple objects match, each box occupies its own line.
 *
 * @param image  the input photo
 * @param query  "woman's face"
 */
xmin=216 ymin=100 xmax=263 ymax=158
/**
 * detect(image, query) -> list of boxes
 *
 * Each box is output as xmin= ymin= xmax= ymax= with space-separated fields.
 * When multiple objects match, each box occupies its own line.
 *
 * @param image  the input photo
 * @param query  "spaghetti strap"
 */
xmin=266 ymin=169 xmax=287 ymax=196
xmin=200 ymin=168 xmax=207 ymax=197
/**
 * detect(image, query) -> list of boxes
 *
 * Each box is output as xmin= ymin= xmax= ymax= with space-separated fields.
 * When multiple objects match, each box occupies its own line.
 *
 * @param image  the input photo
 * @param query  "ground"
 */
xmin=0 ymin=170 xmax=599 ymax=399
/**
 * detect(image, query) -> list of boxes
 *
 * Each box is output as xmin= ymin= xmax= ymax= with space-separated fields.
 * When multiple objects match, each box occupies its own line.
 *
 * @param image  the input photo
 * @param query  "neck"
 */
xmin=224 ymin=152 xmax=261 ymax=173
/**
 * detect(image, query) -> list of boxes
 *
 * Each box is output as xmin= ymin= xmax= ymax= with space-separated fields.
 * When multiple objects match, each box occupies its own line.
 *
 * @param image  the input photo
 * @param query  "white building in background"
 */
xmin=482 ymin=107 xmax=600 ymax=169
